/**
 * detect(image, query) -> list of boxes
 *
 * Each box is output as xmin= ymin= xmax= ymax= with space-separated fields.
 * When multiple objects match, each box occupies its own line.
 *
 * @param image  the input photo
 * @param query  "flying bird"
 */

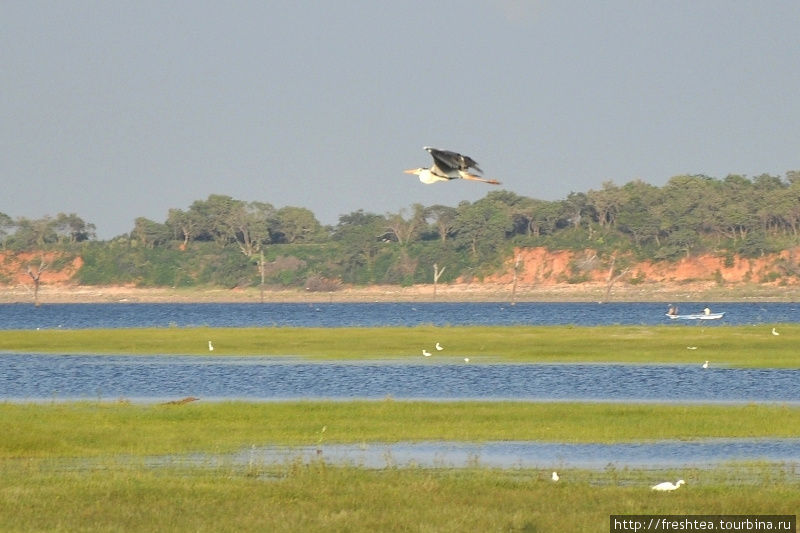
xmin=404 ymin=147 xmax=501 ymax=185
xmin=651 ymin=479 xmax=685 ymax=491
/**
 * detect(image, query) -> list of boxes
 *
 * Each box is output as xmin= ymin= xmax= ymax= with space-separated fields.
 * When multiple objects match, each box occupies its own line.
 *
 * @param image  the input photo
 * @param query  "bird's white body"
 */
xmin=551 ymin=471 xmax=559 ymax=482
xmin=208 ymin=340 xmax=214 ymax=351
xmin=772 ymin=327 xmax=780 ymax=336
xmin=435 ymin=342 xmax=443 ymax=351
xmin=464 ymin=357 xmax=470 ymax=363
xmin=413 ymin=168 xmax=451 ymax=184
xmin=422 ymin=349 xmax=432 ymax=357
xmin=651 ymin=479 xmax=685 ymax=491
xmin=702 ymin=360 xmax=709 ymax=369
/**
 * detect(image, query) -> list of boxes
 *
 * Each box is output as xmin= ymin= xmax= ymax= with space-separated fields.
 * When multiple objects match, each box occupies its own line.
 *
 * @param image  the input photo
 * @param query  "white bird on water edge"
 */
xmin=422 ymin=349 xmax=432 ymax=357
xmin=208 ymin=340 xmax=214 ymax=351
xmin=405 ymin=147 xmax=501 ymax=185
xmin=651 ymin=479 xmax=685 ymax=491
xmin=702 ymin=360 xmax=709 ymax=369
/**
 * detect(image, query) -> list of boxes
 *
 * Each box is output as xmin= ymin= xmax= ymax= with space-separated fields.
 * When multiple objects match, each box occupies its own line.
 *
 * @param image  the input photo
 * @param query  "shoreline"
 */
xmin=2 ymin=281 xmax=798 ymax=304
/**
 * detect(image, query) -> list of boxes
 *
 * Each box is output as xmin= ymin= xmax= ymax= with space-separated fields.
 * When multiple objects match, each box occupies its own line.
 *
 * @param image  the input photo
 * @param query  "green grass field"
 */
xmin=1 ymin=401 xmax=798 ymax=532
xmin=2 ymin=325 xmax=798 ymax=531
xmin=3 ymin=401 xmax=799 ymax=457
xmin=0 ymin=324 xmax=798 ymax=367
xmin=1 ymin=460 xmax=797 ymax=532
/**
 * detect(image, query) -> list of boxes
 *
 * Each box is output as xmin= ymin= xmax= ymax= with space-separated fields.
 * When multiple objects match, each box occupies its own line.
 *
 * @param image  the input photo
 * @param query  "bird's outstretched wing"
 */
xmin=425 ymin=147 xmax=483 ymax=174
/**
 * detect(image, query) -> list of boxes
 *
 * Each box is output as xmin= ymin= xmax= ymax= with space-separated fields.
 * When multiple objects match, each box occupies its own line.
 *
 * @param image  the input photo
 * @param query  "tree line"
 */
xmin=2 ymin=171 xmax=800 ymax=289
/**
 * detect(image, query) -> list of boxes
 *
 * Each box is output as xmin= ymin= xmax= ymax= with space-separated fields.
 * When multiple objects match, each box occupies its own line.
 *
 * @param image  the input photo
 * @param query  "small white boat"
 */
xmin=666 ymin=312 xmax=725 ymax=320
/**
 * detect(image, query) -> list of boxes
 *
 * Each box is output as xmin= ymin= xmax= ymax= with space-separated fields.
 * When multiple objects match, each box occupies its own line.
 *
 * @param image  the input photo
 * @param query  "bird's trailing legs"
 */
xmin=458 ymin=171 xmax=501 ymax=185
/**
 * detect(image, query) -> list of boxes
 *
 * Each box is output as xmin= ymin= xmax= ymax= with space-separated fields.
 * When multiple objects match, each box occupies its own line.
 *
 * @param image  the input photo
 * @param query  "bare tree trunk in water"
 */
xmin=602 ymin=252 xmax=629 ymax=303
xmin=433 ymin=263 xmax=445 ymax=300
xmin=259 ymin=250 xmax=266 ymax=303
xmin=27 ymin=259 xmax=48 ymax=307
xmin=510 ymin=254 xmax=521 ymax=306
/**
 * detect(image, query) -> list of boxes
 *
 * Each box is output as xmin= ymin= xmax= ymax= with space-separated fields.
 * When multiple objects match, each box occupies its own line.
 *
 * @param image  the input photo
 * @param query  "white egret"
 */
xmin=422 ymin=349 xmax=432 ymax=357
xmin=651 ymin=479 xmax=685 ymax=491
xmin=702 ymin=360 xmax=709 ymax=369
xmin=208 ymin=340 xmax=214 ymax=351
xmin=404 ymin=147 xmax=500 ymax=185
xmin=464 ymin=357 xmax=470 ymax=363
xmin=772 ymin=327 xmax=780 ymax=336
xmin=687 ymin=346 xmax=698 ymax=350
xmin=551 ymin=471 xmax=559 ymax=482
xmin=435 ymin=342 xmax=444 ymax=351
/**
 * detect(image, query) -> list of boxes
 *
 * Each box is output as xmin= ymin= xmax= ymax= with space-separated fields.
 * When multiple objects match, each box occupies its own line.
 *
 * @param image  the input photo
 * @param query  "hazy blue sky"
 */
xmin=3 ymin=1 xmax=800 ymax=238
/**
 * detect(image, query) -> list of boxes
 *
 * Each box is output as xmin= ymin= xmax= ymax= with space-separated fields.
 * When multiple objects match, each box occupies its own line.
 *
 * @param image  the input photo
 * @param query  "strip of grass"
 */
xmin=0 ymin=461 xmax=797 ymax=533
xmin=0 ymin=324 xmax=798 ymax=367
xmin=2 ymin=401 xmax=799 ymax=458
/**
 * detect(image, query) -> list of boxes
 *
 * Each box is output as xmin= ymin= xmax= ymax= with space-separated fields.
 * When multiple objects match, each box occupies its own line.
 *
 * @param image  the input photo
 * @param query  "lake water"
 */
xmin=1 ymin=302 xmax=798 ymax=403
xmin=3 ymin=301 xmax=798 ymax=469
xmin=234 ymin=439 xmax=800 ymax=470
xmin=0 ymin=301 xmax=798 ymax=329
xmin=2 ymin=355 xmax=799 ymax=404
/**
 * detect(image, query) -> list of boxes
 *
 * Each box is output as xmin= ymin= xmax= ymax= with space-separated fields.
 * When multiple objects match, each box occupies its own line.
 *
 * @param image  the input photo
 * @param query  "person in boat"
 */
xmin=704 ymin=306 xmax=711 ymax=315
xmin=667 ymin=305 xmax=678 ymax=316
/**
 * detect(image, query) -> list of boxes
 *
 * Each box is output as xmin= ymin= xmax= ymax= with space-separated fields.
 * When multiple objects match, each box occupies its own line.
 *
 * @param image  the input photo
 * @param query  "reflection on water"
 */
xmin=2 ymin=355 xmax=799 ymax=404
xmin=226 ymin=438 xmax=800 ymax=469
xmin=29 ymin=439 xmax=800 ymax=473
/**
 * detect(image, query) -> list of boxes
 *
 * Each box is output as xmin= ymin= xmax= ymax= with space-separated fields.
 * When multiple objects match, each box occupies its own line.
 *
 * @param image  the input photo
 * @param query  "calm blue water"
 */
xmin=4 ymin=303 xmax=797 ymax=469
xmin=2 ymin=355 xmax=798 ymax=404
xmin=0 ymin=302 xmax=798 ymax=329
xmin=238 ymin=439 xmax=800 ymax=469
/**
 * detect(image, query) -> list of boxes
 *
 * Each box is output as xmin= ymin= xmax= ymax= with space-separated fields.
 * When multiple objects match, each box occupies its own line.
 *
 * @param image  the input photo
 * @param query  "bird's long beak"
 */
xmin=404 ymin=168 xmax=419 ymax=175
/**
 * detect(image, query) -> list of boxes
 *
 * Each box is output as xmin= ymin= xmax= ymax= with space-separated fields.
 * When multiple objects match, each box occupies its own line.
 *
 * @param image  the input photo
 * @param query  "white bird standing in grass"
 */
xmin=422 ymin=349 xmax=432 ymax=357
xmin=772 ymin=327 xmax=780 ymax=336
xmin=405 ymin=147 xmax=501 ymax=185
xmin=208 ymin=340 xmax=214 ymax=351
xmin=651 ymin=479 xmax=685 ymax=491
xmin=551 ymin=471 xmax=559 ymax=482
xmin=435 ymin=342 xmax=444 ymax=351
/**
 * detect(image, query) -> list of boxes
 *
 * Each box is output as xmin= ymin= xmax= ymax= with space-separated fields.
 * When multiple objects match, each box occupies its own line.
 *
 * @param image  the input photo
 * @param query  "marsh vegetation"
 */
xmin=1 ymin=324 xmax=798 ymax=367
xmin=1 ymin=459 xmax=798 ymax=532
xmin=2 ymin=325 xmax=798 ymax=531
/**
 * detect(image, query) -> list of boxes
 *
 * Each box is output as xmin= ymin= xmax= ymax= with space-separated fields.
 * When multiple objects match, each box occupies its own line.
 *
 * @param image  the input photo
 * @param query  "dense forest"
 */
xmin=2 ymin=171 xmax=800 ymax=289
